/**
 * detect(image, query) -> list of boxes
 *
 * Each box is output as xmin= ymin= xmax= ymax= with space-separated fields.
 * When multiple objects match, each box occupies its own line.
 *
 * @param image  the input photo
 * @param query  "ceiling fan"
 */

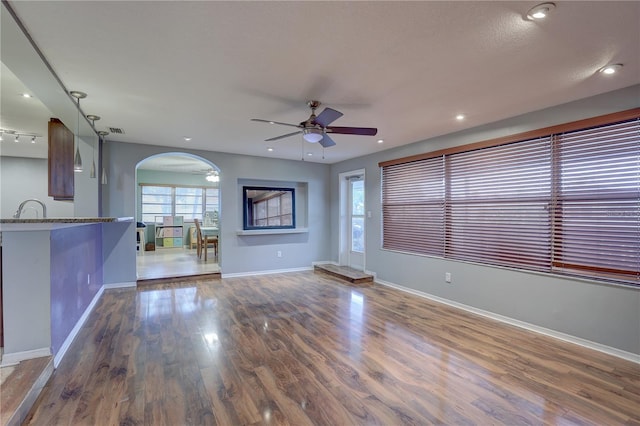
xmin=191 ymin=168 xmax=220 ymax=182
xmin=251 ymin=100 xmax=377 ymax=148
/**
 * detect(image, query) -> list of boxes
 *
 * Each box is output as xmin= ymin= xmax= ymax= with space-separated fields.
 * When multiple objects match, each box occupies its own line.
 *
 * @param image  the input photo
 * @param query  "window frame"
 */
xmin=140 ymin=183 xmax=220 ymax=223
xmin=242 ymin=186 xmax=296 ymax=230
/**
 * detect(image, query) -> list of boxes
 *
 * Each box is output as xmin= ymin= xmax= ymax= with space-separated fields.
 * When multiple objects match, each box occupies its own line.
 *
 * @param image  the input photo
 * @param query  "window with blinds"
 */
xmin=382 ymin=157 xmax=445 ymax=255
xmin=381 ymin=112 xmax=639 ymax=286
xmin=553 ymin=120 xmax=639 ymax=282
xmin=447 ymin=137 xmax=552 ymax=270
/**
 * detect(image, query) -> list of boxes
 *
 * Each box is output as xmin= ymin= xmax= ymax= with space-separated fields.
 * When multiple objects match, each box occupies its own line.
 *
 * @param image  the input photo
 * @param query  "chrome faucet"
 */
xmin=14 ymin=198 xmax=47 ymax=219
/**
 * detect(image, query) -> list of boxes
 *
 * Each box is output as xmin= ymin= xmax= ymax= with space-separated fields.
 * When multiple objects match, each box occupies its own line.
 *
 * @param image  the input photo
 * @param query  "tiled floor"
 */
xmin=136 ymin=247 xmax=220 ymax=280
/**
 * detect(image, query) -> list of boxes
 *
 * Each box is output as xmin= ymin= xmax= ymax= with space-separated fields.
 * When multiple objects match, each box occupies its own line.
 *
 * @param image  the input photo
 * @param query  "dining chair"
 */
xmin=194 ymin=218 xmax=218 ymax=261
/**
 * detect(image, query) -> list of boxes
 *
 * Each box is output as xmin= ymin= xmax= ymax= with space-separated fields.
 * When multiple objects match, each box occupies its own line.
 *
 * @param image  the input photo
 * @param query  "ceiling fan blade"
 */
xmin=251 ymin=118 xmax=301 ymax=128
xmin=326 ymin=126 xmax=378 ymax=136
xmin=265 ymin=131 xmax=302 ymax=142
xmin=319 ymin=133 xmax=336 ymax=148
xmin=314 ymin=107 xmax=343 ymax=127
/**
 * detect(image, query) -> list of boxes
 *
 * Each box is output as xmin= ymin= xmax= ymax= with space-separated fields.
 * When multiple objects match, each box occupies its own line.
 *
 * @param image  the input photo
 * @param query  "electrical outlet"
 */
xmin=277 ymin=250 xmax=282 ymax=258
xmin=445 ymin=272 xmax=452 ymax=283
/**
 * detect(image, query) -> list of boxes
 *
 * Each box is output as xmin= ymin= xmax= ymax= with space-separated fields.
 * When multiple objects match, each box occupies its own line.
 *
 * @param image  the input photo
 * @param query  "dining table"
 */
xmin=200 ymin=226 xmax=219 ymax=236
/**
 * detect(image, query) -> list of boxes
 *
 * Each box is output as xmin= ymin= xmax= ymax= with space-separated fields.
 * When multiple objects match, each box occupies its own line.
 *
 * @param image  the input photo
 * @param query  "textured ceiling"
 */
xmin=2 ymin=1 xmax=639 ymax=164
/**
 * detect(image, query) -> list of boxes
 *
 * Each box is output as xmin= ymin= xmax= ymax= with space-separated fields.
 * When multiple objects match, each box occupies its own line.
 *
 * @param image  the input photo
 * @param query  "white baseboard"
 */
xmin=1 ymin=347 xmax=51 ymax=367
xmin=53 ymin=285 xmax=105 ymax=368
xmin=104 ymin=281 xmax=137 ymax=289
xmin=364 ymin=269 xmax=377 ymax=279
xmin=376 ymin=278 xmax=640 ymax=364
xmin=222 ymin=266 xmax=312 ymax=278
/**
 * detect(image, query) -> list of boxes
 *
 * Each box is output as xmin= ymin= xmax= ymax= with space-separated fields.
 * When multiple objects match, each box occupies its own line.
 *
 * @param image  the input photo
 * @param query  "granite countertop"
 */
xmin=0 ymin=217 xmax=132 ymax=224
xmin=0 ymin=217 xmax=134 ymax=232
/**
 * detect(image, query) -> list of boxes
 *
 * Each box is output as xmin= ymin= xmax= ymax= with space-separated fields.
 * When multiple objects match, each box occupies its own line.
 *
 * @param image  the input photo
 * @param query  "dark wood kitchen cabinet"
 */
xmin=48 ymin=118 xmax=74 ymax=200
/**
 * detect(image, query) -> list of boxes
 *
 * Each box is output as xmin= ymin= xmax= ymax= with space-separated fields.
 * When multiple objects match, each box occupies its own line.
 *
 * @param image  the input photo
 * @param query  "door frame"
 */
xmin=338 ymin=168 xmax=366 ymax=269
xmin=134 ymin=152 xmax=221 ymax=273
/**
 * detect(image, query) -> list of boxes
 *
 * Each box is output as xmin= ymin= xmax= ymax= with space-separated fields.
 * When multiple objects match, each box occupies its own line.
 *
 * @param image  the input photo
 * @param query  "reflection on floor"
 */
xmin=23 ymin=272 xmax=640 ymax=424
xmin=136 ymin=247 xmax=220 ymax=281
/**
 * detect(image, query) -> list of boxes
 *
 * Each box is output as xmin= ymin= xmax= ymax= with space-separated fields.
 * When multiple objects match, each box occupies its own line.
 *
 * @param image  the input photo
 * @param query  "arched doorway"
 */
xmin=134 ymin=152 xmax=221 ymax=280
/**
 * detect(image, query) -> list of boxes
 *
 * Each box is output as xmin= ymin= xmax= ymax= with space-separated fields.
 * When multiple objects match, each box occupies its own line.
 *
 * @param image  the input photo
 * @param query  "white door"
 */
xmin=348 ymin=175 xmax=365 ymax=270
xmin=336 ymin=171 xmax=365 ymax=270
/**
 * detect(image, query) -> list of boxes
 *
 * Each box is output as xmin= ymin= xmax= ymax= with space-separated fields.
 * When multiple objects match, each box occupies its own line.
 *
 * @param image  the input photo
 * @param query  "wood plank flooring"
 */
xmin=314 ymin=264 xmax=374 ymax=286
xmin=0 ymin=356 xmax=53 ymax=426
xmin=24 ymin=271 xmax=640 ymax=425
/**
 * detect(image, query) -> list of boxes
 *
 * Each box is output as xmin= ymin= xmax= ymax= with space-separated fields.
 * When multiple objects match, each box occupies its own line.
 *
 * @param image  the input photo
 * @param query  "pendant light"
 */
xmin=98 ymin=131 xmax=109 ymax=184
xmin=86 ymin=114 xmax=100 ymax=179
xmin=70 ymin=91 xmax=87 ymax=173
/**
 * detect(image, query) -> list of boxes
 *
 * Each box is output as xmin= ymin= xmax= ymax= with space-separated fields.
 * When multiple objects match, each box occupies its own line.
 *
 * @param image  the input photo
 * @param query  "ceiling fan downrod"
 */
xmin=304 ymin=100 xmax=321 ymax=127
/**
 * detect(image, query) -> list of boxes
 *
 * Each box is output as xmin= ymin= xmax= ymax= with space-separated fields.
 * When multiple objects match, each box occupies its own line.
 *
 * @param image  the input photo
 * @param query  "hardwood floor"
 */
xmin=25 ymin=271 xmax=640 ymax=425
xmin=314 ymin=264 xmax=374 ymax=286
xmin=0 ymin=356 xmax=53 ymax=426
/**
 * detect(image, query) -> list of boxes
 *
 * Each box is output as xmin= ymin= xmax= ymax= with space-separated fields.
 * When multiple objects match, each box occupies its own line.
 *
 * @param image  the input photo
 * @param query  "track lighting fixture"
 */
xmin=0 ymin=128 xmax=39 ymax=143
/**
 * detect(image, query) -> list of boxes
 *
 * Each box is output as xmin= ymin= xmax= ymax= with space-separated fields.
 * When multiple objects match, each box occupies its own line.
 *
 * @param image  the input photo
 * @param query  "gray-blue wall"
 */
xmin=330 ymin=85 xmax=640 ymax=356
xmin=103 ymin=144 xmax=331 ymax=274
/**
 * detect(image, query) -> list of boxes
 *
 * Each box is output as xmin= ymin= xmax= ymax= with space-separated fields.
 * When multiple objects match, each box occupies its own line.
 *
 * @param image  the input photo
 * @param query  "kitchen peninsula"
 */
xmin=0 ymin=217 xmax=136 ymax=366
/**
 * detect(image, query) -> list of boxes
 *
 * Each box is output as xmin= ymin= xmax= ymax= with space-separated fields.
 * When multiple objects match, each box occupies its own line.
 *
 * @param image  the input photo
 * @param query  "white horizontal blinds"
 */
xmin=553 ymin=119 xmax=640 ymax=282
xmin=382 ymin=157 xmax=445 ymax=255
xmin=446 ymin=137 xmax=553 ymax=270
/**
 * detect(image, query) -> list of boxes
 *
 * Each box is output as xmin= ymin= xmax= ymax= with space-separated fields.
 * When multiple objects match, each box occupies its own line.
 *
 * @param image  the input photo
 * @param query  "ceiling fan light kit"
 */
xmin=251 ymin=100 xmax=377 ymax=151
xmin=303 ymin=128 xmax=323 ymax=143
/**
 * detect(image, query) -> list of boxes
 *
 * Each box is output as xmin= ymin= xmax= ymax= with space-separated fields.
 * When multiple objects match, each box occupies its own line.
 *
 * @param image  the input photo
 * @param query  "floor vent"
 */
xmin=108 ymin=127 xmax=125 ymax=134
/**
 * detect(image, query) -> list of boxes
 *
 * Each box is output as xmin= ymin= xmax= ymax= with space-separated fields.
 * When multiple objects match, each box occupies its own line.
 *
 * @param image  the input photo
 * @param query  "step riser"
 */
xmin=314 ymin=265 xmax=373 ymax=286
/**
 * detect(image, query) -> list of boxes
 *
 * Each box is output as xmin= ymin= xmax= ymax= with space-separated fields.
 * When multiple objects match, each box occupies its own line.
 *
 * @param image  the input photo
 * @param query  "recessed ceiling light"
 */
xmin=267 ymin=147 xmax=274 ymax=152
xmin=456 ymin=114 xmax=465 ymax=121
xmin=183 ymin=136 xmax=192 ymax=141
xmin=377 ymin=139 xmax=384 ymax=144
xmin=598 ymin=64 xmax=623 ymax=75
xmin=527 ymin=2 xmax=555 ymax=20
xmin=307 ymin=152 xmax=313 ymax=156
xmin=269 ymin=121 xmax=275 ymax=125
xmin=21 ymin=93 xmax=32 ymax=98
